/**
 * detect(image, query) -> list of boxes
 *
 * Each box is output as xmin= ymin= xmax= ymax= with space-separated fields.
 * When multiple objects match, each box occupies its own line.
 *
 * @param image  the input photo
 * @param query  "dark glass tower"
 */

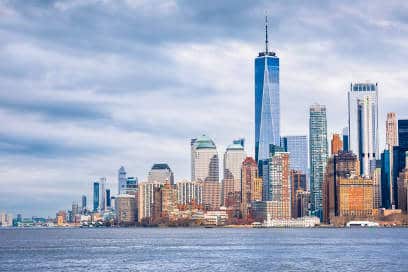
xmin=93 ymin=182 xmax=100 ymax=212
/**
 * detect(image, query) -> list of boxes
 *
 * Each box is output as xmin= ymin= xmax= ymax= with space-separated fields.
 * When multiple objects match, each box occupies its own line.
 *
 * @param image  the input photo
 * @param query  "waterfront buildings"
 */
xmin=148 ymin=163 xmax=175 ymax=184
xmin=397 ymin=152 xmax=408 ymax=212
xmin=191 ymin=135 xmax=219 ymax=183
xmin=93 ymin=181 xmax=100 ymax=212
xmin=348 ymin=83 xmax=379 ymax=177
xmin=138 ymin=181 xmax=163 ymax=222
xmin=118 ymin=166 xmax=127 ymax=195
xmin=255 ymin=16 xmax=280 ymax=163
xmin=337 ymin=176 xmax=374 ymax=218
xmin=176 ymin=180 xmax=203 ymax=206
xmin=222 ymin=141 xmax=246 ymax=206
xmin=386 ymin=113 xmax=398 ymax=148
xmin=0 ymin=213 xmax=13 ymax=227
xmin=241 ymin=157 xmax=262 ymax=219
xmin=295 ymin=190 xmax=310 ymax=218
xmin=372 ymin=160 xmax=382 ymax=209
xmin=281 ymin=135 xmax=308 ymax=178
xmin=331 ymin=133 xmax=343 ymax=155
xmin=201 ymin=182 xmax=221 ymax=211
xmin=290 ymin=170 xmax=307 ymax=218
xmin=115 ymin=194 xmax=136 ymax=224
xmin=309 ymin=104 xmax=328 ymax=220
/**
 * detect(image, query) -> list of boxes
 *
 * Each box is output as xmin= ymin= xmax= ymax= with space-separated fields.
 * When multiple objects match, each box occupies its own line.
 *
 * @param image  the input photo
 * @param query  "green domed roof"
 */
xmin=227 ymin=143 xmax=244 ymax=150
xmin=194 ymin=134 xmax=216 ymax=149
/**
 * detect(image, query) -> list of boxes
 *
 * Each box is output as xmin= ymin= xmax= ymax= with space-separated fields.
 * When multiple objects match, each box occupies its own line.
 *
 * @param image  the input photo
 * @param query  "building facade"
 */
xmin=93 ymin=181 xmax=99 ymax=212
xmin=191 ymin=135 xmax=219 ymax=183
xmin=176 ymin=180 xmax=203 ymax=207
xmin=241 ymin=157 xmax=262 ymax=219
xmin=397 ymin=152 xmax=408 ymax=212
xmin=118 ymin=166 xmax=127 ymax=195
xmin=399 ymin=120 xmax=408 ymax=148
xmin=331 ymin=133 xmax=343 ymax=155
xmin=386 ymin=113 xmax=398 ymax=148
xmin=309 ymin=104 xmax=328 ymax=220
xmin=337 ymin=177 xmax=374 ymax=218
xmin=148 ymin=163 xmax=174 ymax=184
xmin=290 ymin=170 xmax=307 ymax=218
xmin=348 ymin=83 xmax=379 ymax=177
xmin=115 ymin=194 xmax=136 ymax=224
xmin=281 ymin=135 xmax=308 ymax=179
xmin=255 ymin=16 xmax=280 ymax=163
xmin=138 ymin=181 xmax=164 ymax=222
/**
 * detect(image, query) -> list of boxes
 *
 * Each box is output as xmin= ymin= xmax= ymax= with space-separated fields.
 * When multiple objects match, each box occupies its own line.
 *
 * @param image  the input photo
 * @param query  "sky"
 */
xmin=0 ymin=0 xmax=407 ymax=217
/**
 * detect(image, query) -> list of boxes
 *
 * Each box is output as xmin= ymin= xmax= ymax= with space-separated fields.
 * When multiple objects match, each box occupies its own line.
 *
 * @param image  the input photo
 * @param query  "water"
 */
xmin=0 ymin=228 xmax=407 ymax=271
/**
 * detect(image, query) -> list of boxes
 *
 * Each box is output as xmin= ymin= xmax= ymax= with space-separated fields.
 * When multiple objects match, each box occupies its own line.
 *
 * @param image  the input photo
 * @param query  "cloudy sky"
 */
xmin=1 ymin=0 xmax=407 ymax=217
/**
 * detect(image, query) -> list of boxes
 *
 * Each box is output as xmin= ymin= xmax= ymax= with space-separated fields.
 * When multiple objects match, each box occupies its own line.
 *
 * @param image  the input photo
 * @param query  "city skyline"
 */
xmin=1 ymin=1 xmax=408 ymax=217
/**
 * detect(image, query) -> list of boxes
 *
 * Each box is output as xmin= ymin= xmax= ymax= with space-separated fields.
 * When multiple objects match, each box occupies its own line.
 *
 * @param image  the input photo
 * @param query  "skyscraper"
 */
xmin=348 ymin=83 xmax=379 ymax=177
xmin=148 ymin=163 xmax=174 ymax=184
xmin=241 ymin=157 xmax=262 ymax=219
xmin=191 ymin=135 xmax=219 ymax=183
xmin=342 ymin=127 xmax=349 ymax=152
xmin=138 ymin=181 xmax=163 ymax=222
xmin=281 ymin=135 xmax=308 ymax=177
xmin=309 ymin=104 xmax=328 ymax=220
xmin=255 ymin=16 xmax=280 ymax=163
xmin=399 ymin=119 xmax=408 ymax=148
xmin=93 ymin=181 xmax=99 ymax=212
xmin=222 ymin=141 xmax=246 ymax=205
xmin=386 ymin=113 xmax=398 ymax=148
xmin=331 ymin=133 xmax=343 ymax=155
xmin=118 ymin=166 xmax=127 ymax=195
xmin=81 ymin=195 xmax=87 ymax=211
xmin=125 ymin=177 xmax=138 ymax=194
xmin=99 ymin=177 xmax=107 ymax=212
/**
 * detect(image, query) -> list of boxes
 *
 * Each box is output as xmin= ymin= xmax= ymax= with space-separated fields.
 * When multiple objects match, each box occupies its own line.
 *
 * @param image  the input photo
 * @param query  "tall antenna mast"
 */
xmin=265 ymin=15 xmax=269 ymax=53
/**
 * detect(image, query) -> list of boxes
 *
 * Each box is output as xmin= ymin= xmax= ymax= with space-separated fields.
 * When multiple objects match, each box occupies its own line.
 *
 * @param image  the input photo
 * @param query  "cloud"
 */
xmin=0 ymin=0 xmax=407 ymax=216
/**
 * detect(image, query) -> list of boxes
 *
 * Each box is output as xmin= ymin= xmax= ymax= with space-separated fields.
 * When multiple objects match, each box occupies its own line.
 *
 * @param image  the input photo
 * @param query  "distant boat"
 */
xmin=346 ymin=221 xmax=379 ymax=227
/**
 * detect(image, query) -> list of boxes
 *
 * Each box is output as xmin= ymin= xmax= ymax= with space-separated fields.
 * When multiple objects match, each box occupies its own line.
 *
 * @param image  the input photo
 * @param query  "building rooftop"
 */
xmin=194 ymin=135 xmax=216 ymax=149
xmin=151 ymin=163 xmax=171 ymax=170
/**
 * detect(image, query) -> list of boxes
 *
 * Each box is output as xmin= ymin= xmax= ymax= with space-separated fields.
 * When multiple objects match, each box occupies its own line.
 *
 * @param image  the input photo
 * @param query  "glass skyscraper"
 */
xmin=309 ymin=104 xmax=328 ymax=220
xmin=255 ymin=16 xmax=280 ymax=164
xmin=281 ymin=136 xmax=308 ymax=177
xmin=93 ymin=181 xmax=99 ymax=212
xmin=348 ymin=83 xmax=379 ymax=177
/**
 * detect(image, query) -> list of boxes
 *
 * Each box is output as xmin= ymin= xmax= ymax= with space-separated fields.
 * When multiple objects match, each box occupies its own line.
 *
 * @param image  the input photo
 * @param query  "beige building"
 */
xmin=138 ymin=181 xmax=164 ymax=222
xmin=191 ymin=135 xmax=219 ymax=183
xmin=386 ymin=112 xmax=398 ymax=148
xmin=201 ymin=181 xmax=221 ymax=211
xmin=176 ymin=180 xmax=203 ymax=207
xmin=115 ymin=194 xmax=136 ymax=224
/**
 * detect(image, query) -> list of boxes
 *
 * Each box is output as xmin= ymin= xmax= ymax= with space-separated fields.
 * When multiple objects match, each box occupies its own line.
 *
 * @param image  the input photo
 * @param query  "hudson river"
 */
xmin=1 ymin=228 xmax=407 ymax=271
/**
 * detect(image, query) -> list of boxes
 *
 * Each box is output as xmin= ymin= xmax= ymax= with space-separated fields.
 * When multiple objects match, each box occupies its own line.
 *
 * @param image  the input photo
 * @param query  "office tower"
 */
xmin=191 ymin=135 xmax=219 ymax=182
xmin=93 ymin=181 xmax=100 ymax=212
xmin=255 ymin=16 xmax=280 ymax=163
xmin=281 ymin=135 xmax=308 ymax=177
xmin=337 ymin=177 xmax=374 ymax=218
xmin=81 ymin=195 xmax=87 ymax=211
xmin=372 ymin=160 xmax=382 ymax=209
xmin=386 ymin=113 xmax=398 ymax=148
xmin=342 ymin=127 xmax=349 ymax=151
xmin=138 ymin=181 xmax=163 ymax=222
xmin=222 ymin=141 xmax=246 ymax=205
xmin=266 ymin=152 xmax=291 ymax=219
xmin=99 ymin=177 xmax=107 ymax=212
xmin=331 ymin=134 xmax=343 ymax=155
xmin=241 ymin=157 xmax=262 ymax=219
xmin=118 ymin=166 xmax=127 ymax=195
xmin=261 ymin=144 xmax=285 ymax=201
xmin=296 ymin=190 xmax=310 ymax=218
xmin=125 ymin=177 xmax=138 ymax=194
xmin=309 ymin=104 xmax=328 ymax=220
xmin=399 ymin=120 xmax=408 ymax=148
xmin=323 ymin=151 xmax=359 ymax=223
xmin=115 ymin=195 xmax=136 ymax=224
xmin=381 ymin=149 xmax=393 ymax=208
xmin=397 ymin=152 xmax=408 ymax=212
xmin=176 ymin=180 xmax=203 ymax=206
xmin=147 ymin=163 xmax=174 ymax=184
xmin=72 ymin=202 xmax=79 ymax=216
xmin=348 ymin=83 xmax=379 ymax=177
xmin=201 ymin=181 xmax=221 ymax=211
xmin=106 ymin=189 xmax=111 ymax=208
xmin=290 ymin=170 xmax=307 ymax=218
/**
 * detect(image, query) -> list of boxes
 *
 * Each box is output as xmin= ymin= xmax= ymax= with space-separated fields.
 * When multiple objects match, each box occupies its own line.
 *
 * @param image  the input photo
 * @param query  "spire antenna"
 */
xmin=265 ymin=15 xmax=269 ymax=53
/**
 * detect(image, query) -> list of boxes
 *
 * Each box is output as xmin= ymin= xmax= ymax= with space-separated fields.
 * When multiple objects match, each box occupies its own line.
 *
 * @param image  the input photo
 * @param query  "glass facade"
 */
xmin=399 ymin=120 xmax=408 ymax=148
xmin=381 ymin=150 xmax=392 ymax=208
xmin=281 ymin=136 xmax=308 ymax=178
xmin=255 ymin=55 xmax=280 ymax=163
xmin=309 ymin=104 xmax=328 ymax=220
xmin=93 ymin=182 xmax=99 ymax=212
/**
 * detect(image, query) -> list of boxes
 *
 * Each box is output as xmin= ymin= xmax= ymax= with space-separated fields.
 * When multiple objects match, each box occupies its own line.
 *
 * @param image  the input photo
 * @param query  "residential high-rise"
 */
xmin=399 ymin=120 xmax=408 ymax=148
xmin=222 ymin=141 xmax=246 ymax=205
xmin=93 ymin=181 xmax=99 ymax=212
xmin=255 ymin=16 xmax=280 ymax=163
xmin=201 ymin=181 xmax=221 ymax=211
xmin=323 ymin=151 xmax=359 ymax=224
xmin=342 ymin=127 xmax=349 ymax=152
xmin=309 ymin=104 xmax=328 ymax=220
xmin=331 ymin=133 xmax=343 ymax=155
xmin=148 ymin=163 xmax=174 ymax=184
xmin=138 ymin=181 xmax=163 ymax=222
xmin=191 ymin=135 xmax=219 ymax=182
xmin=348 ymin=83 xmax=379 ymax=177
xmin=118 ymin=166 xmax=127 ymax=195
xmin=176 ymin=180 xmax=203 ymax=207
xmin=241 ymin=157 xmax=262 ymax=219
xmin=386 ymin=113 xmax=398 ymax=148
xmin=266 ymin=152 xmax=291 ymax=219
xmin=281 ymin=135 xmax=308 ymax=178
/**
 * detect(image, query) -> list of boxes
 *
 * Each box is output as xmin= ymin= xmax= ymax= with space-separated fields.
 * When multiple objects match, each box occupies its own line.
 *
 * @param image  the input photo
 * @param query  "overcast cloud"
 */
xmin=0 ymin=0 xmax=407 ymax=216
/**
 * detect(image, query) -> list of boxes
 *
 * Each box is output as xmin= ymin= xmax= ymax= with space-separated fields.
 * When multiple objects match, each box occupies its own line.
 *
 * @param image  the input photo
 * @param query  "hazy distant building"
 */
xmin=125 ymin=177 xmax=138 ymax=194
xmin=309 ymin=104 xmax=328 ymax=220
xmin=255 ymin=16 xmax=280 ymax=163
xmin=81 ymin=195 xmax=87 ymax=212
xmin=115 ymin=194 xmax=136 ymax=224
xmin=191 ymin=135 xmax=219 ymax=183
xmin=386 ymin=113 xmax=398 ymax=148
xmin=222 ymin=141 xmax=246 ymax=206
xmin=99 ymin=177 xmax=107 ymax=212
xmin=348 ymin=83 xmax=379 ymax=177
xmin=148 ymin=163 xmax=174 ymax=184
xmin=118 ymin=166 xmax=127 ymax=195
xmin=93 ymin=181 xmax=99 ymax=212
